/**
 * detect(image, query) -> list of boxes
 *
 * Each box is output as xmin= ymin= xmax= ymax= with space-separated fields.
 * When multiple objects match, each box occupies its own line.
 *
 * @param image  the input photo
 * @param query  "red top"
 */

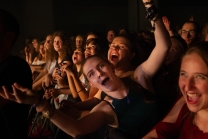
xmin=156 ymin=104 xmax=208 ymax=139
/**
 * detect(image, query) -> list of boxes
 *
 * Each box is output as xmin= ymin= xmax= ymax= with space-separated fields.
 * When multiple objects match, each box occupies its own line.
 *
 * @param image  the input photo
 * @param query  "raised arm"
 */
xmin=132 ymin=0 xmax=171 ymax=82
xmin=162 ymin=16 xmax=175 ymax=37
xmin=64 ymin=68 xmax=89 ymax=101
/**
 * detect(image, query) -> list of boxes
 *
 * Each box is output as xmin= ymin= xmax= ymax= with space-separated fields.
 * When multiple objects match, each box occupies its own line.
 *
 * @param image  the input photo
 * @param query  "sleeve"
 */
xmin=155 ymin=104 xmax=188 ymax=139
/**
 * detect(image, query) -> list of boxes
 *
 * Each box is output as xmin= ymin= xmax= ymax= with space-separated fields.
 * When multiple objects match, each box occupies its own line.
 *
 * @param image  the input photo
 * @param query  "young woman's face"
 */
xmin=75 ymin=36 xmax=84 ymax=48
xmin=39 ymin=44 xmax=45 ymax=55
xmin=108 ymin=36 xmax=132 ymax=67
xmin=83 ymin=57 xmax=117 ymax=92
xmin=179 ymin=52 xmax=208 ymax=112
xmin=53 ymin=36 xmax=63 ymax=52
xmin=44 ymin=35 xmax=52 ymax=50
xmin=84 ymin=42 xmax=97 ymax=58
xmin=32 ymin=39 xmax=39 ymax=50
xmin=72 ymin=49 xmax=84 ymax=65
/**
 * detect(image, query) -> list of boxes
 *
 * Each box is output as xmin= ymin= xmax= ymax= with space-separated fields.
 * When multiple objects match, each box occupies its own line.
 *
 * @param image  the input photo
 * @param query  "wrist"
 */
xmin=42 ymin=102 xmax=55 ymax=118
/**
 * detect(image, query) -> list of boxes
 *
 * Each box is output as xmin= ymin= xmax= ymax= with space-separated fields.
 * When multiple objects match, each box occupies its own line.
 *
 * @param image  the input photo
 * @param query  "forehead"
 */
xmin=83 ymin=57 xmax=106 ymax=73
xmin=74 ymin=48 xmax=82 ymax=52
xmin=182 ymin=23 xmax=196 ymax=30
xmin=108 ymin=31 xmax=115 ymax=34
xmin=46 ymin=36 xmax=52 ymax=40
xmin=112 ymin=36 xmax=131 ymax=48
xmin=112 ymin=36 xmax=129 ymax=43
xmin=54 ymin=36 xmax=61 ymax=40
xmin=76 ymin=36 xmax=83 ymax=40
xmin=181 ymin=53 xmax=207 ymax=70
xmin=87 ymin=34 xmax=96 ymax=40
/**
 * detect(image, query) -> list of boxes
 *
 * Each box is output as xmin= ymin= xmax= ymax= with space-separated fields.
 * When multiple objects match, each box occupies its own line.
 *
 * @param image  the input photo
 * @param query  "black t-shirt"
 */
xmin=0 ymin=56 xmax=32 ymax=139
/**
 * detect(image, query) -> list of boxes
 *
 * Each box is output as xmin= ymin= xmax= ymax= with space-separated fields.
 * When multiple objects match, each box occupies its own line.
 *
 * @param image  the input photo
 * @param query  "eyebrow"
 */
xmin=180 ymin=70 xmax=208 ymax=77
xmin=86 ymin=62 xmax=103 ymax=76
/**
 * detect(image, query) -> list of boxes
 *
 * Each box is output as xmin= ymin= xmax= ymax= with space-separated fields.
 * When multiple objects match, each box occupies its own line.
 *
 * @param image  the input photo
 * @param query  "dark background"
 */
xmin=0 ymin=0 xmax=208 ymax=55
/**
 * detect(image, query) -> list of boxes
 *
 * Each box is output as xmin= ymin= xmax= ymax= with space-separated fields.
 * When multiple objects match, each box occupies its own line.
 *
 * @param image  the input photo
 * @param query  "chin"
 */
xmin=186 ymin=104 xmax=201 ymax=113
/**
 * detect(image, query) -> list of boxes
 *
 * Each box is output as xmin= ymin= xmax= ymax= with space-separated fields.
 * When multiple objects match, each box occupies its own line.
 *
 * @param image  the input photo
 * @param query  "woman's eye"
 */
xmin=89 ymin=72 xmax=94 ymax=77
xmin=99 ymin=64 xmax=104 ymax=69
xmin=180 ymin=72 xmax=186 ymax=77
xmin=120 ymin=46 xmax=125 ymax=49
xmin=196 ymin=75 xmax=205 ymax=79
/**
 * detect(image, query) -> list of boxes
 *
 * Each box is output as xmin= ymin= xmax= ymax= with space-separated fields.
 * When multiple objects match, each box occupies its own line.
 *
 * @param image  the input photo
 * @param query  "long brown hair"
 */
xmin=52 ymin=31 xmax=72 ymax=60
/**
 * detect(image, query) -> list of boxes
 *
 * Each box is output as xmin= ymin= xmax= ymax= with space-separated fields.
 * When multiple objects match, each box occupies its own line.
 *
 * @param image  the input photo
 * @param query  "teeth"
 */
xmin=187 ymin=93 xmax=199 ymax=97
xmin=111 ymin=54 xmax=118 ymax=56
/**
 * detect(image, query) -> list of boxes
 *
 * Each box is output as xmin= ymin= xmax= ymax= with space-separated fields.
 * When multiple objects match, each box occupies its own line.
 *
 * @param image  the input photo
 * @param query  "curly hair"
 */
xmin=52 ymin=31 xmax=72 ymax=60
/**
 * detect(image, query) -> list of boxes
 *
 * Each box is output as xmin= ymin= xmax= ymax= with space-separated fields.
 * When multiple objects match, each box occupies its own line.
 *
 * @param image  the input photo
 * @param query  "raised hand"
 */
xmin=0 ymin=83 xmax=38 ymax=105
xmin=162 ymin=16 xmax=171 ymax=31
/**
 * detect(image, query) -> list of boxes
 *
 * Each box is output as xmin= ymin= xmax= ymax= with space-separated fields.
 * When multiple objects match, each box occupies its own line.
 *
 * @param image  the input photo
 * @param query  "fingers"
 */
xmin=11 ymin=84 xmax=22 ymax=103
xmin=1 ymin=86 xmax=17 ymax=102
xmin=0 ymin=87 xmax=6 ymax=99
xmin=13 ymin=83 xmax=29 ymax=93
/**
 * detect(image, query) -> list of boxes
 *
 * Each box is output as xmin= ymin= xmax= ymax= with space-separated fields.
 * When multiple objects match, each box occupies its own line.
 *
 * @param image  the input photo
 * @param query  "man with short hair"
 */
xmin=180 ymin=21 xmax=199 ymax=46
xmin=0 ymin=9 xmax=32 ymax=139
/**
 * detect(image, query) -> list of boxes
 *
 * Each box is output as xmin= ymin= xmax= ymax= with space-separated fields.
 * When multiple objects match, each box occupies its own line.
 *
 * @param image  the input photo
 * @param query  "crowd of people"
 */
xmin=1 ymin=0 xmax=208 ymax=138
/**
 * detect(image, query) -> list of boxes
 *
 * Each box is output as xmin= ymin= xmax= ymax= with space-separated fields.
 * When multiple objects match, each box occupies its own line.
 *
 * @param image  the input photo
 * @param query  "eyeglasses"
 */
xmin=181 ymin=30 xmax=196 ymax=36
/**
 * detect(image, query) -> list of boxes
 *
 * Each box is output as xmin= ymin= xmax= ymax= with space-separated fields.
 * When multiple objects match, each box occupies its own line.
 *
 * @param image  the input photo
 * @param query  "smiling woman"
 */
xmin=143 ymin=41 xmax=208 ymax=139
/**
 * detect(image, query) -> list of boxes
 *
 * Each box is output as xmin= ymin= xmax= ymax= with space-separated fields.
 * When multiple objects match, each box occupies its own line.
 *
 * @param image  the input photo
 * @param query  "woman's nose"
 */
xmin=185 ymin=77 xmax=195 ymax=91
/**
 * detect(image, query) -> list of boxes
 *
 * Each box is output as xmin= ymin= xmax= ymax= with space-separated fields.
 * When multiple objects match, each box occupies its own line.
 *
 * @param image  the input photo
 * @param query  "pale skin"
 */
xmin=0 ymin=1 xmax=171 ymax=137
xmin=143 ymin=52 xmax=208 ymax=138
xmin=162 ymin=16 xmax=174 ymax=37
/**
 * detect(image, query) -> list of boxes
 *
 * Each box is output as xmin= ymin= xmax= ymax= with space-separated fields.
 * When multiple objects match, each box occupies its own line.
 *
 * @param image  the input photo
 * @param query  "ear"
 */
xmin=89 ymin=82 xmax=93 ymax=87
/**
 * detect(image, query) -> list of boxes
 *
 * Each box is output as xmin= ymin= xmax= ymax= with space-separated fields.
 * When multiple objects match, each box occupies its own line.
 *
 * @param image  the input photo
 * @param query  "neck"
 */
xmin=76 ymin=64 xmax=81 ymax=73
xmin=114 ymin=64 xmax=133 ymax=78
xmin=106 ymin=78 xmax=128 ymax=99
xmin=194 ymin=110 xmax=208 ymax=132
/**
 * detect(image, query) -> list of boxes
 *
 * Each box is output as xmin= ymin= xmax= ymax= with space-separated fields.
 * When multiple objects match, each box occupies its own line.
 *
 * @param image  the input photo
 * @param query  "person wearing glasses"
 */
xmin=180 ymin=21 xmax=200 ymax=46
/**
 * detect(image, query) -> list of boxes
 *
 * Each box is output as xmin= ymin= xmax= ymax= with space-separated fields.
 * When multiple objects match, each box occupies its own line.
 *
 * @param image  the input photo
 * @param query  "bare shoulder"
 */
xmin=90 ymin=99 xmax=118 ymax=127
xmin=163 ymin=97 xmax=186 ymax=123
xmin=91 ymin=100 xmax=112 ymax=113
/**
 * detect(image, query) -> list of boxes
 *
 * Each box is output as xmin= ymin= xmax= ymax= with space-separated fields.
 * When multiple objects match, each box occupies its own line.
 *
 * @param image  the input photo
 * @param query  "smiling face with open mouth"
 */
xmin=82 ymin=56 xmax=118 ymax=92
xmin=108 ymin=36 xmax=133 ymax=68
xmin=179 ymin=52 xmax=208 ymax=113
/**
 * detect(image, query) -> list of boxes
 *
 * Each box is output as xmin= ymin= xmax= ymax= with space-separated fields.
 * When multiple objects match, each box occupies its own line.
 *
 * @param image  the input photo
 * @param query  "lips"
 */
xmin=101 ymin=77 xmax=110 ymax=85
xmin=187 ymin=93 xmax=201 ymax=104
xmin=73 ymin=57 xmax=77 ymax=61
xmin=111 ymin=54 xmax=119 ymax=62
xmin=85 ymin=53 xmax=91 ymax=58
